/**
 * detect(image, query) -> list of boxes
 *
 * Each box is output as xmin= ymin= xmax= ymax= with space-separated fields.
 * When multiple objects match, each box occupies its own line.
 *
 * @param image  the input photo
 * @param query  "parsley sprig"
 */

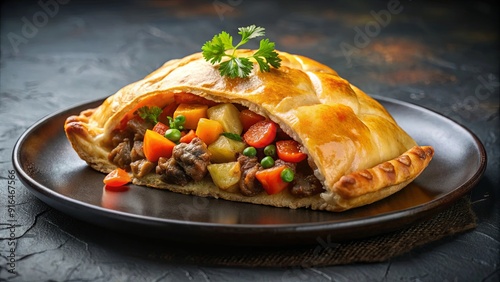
xmin=201 ymin=25 xmax=281 ymax=78
xmin=138 ymin=106 xmax=162 ymax=124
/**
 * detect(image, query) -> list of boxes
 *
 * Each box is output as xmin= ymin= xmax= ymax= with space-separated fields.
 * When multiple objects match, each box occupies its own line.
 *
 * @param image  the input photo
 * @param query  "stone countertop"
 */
xmin=1 ymin=0 xmax=498 ymax=281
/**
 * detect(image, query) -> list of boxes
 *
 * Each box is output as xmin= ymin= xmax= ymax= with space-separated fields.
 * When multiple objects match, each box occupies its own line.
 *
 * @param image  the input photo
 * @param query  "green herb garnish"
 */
xmin=201 ymin=25 xmax=281 ymax=78
xmin=138 ymin=106 xmax=162 ymax=124
xmin=221 ymin=132 xmax=243 ymax=142
xmin=167 ymin=115 xmax=186 ymax=131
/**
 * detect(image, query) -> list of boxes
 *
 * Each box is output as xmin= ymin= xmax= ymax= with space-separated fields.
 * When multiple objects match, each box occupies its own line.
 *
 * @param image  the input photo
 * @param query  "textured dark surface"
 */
xmin=0 ymin=0 xmax=498 ymax=281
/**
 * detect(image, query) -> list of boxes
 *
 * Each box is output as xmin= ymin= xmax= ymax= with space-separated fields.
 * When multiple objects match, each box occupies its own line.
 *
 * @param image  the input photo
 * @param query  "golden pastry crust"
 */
xmin=64 ymin=50 xmax=434 ymax=211
xmin=326 ymin=146 xmax=434 ymax=211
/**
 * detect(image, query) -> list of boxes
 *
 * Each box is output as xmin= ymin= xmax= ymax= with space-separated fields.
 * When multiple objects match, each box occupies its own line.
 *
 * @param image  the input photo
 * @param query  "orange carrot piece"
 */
xmin=239 ymin=109 xmax=265 ymax=132
xmin=243 ymin=120 xmax=277 ymax=148
xmin=143 ymin=129 xmax=176 ymax=162
xmin=174 ymin=103 xmax=208 ymax=130
xmin=276 ymin=140 xmax=307 ymax=163
xmin=179 ymin=129 xmax=197 ymax=143
xmin=152 ymin=122 xmax=169 ymax=136
xmin=196 ymin=118 xmax=223 ymax=145
xmin=255 ymin=166 xmax=289 ymax=195
xmin=103 ymin=168 xmax=131 ymax=187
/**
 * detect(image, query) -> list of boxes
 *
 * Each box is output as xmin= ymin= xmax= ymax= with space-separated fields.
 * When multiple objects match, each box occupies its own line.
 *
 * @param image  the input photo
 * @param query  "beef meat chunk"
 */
xmin=291 ymin=174 xmax=324 ymax=197
xmin=130 ymin=141 xmax=145 ymax=162
xmin=130 ymin=159 xmax=155 ymax=178
xmin=237 ymin=154 xmax=263 ymax=196
xmin=108 ymin=139 xmax=132 ymax=168
xmin=173 ymin=137 xmax=210 ymax=181
xmin=127 ymin=118 xmax=150 ymax=141
xmin=156 ymin=157 xmax=189 ymax=186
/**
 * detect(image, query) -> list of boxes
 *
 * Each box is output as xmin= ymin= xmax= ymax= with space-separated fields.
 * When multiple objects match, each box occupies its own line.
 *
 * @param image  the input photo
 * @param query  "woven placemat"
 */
xmin=145 ymin=196 xmax=477 ymax=267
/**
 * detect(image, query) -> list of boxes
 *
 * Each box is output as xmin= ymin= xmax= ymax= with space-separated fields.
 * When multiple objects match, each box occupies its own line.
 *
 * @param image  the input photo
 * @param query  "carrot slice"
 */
xmin=152 ymin=122 xmax=169 ymax=136
xmin=143 ymin=129 xmax=176 ymax=162
xmin=174 ymin=103 xmax=208 ymax=130
xmin=276 ymin=140 xmax=307 ymax=163
xmin=243 ymin=120 xmax=277 ymax=148
xmin=179 ymin=129 xmax=197 ymax=143
xmin=196 ymin=118 xmax=223 ymax=145
xmin=239 ymin=109 xmax=266 ymax=132
xmin=255 ymin=166 xmax=289 ymax=195
xmin=103 ymin=168 xmax=131 ymax=187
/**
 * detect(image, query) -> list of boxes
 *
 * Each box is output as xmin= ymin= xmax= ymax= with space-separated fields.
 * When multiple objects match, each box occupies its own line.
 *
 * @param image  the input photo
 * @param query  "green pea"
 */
xmin=263 ymin=144 xmax=276 ymax=157
xmin=243 ymin=146 xmax=257 ymax=157
xmin=280 ymin=168 xmax=295 ymax=183
xmin=175 ymin=115 xmax=186 ymax=124
xmin=165 ymin=129 xmax=181 ymax=143
xmin=260 ymin=156 xmax=275 ymax=168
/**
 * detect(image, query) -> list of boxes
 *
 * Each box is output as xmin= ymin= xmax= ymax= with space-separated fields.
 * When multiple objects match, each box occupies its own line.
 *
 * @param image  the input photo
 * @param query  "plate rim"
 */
xmin=12 ymin=95 xmax=488 ymax=244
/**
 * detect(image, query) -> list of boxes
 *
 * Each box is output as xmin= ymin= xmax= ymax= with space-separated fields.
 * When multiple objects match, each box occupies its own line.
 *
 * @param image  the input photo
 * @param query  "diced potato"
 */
xmin=207 ymin=103 xmax=243 ymax=135
xmin=208 ymin=135 xmax=246 ymax=163
xmin=207 ymin=162 xmax=241 ymax=192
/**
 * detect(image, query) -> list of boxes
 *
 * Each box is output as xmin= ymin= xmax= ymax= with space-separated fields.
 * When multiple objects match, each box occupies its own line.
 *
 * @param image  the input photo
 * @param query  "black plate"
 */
xmin=12 ymin=96 xmax=486 ymax=246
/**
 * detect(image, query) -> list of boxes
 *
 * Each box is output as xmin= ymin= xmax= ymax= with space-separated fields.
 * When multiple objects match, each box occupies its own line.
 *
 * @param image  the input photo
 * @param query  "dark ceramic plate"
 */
xmin=13 ymin=96 xmax=486 ymax=246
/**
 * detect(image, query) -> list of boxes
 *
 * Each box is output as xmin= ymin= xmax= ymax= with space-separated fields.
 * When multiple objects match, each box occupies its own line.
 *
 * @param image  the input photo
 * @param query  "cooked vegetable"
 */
xmin=168 ymin=115 xmax=186 ymax=131
xmin=103 ymin=168 xmax=131 ymax=187
xmin=221 ymin=132 xmax=243 ymax=141
xmin=242 ymin=146 xmax=257 ymax=157
xmin=239 ymin=109 xmax=265 ymax=132
xmin=179 ymin=129 xmax=197 ymax=143
xmin=207 ymin=162 xmax=241 ymax=192
xmin=152 ymin=122 xmax=169 ymax=136
xmin=260 ymin=156 xmax=275 ymax=168
xmin=207 ymin=103 xmax=243 ymax=134
xmin=255 ymin=165 xmax=289 ymax=195
xmin=137 ymin=106 xmax=162 ymax=124
xmin=165 ymin=128 xmax=181 ymax=143
xmin=201 ymin=25 xmax=281 ymax=78
xmin=208 ymin=135 xmax=246 ymax=163
xmin=174 ymin=104 xmax=208 ymax=129
xmin=280 ymin=167 xmax=295 ymax=183
xmin=196 ymin=118 xmax=224 ymax=145
xmin=276 ymin=140 xmax=307 ymax=163
xmin=104 ymin=185 xmax=129 ymax=192
xmin=243 ymin=120 xmax=277 ymax=148
xmin=263 ymin=144 xmax=276 ymax=157
xmin=143 ymin=129 xmax=176 ymax=162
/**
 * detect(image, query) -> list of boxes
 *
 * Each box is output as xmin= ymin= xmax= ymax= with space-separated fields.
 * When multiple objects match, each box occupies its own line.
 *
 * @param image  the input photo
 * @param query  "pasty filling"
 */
xmin=107 ymin=93 xmax=324 ymax=197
